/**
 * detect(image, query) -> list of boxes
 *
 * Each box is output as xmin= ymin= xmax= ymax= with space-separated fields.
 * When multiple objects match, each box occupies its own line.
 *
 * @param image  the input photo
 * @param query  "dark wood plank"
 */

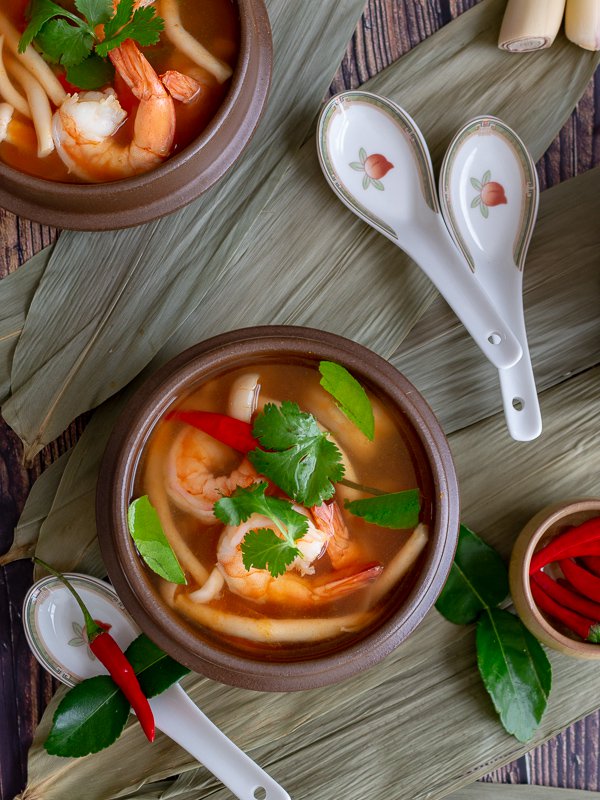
xmin=0 ymin=0 xmax=598 ymax=798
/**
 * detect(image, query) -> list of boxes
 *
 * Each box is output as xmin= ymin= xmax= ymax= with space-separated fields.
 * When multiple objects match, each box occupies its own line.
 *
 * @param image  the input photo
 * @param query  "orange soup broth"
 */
xmin=0 ymin=0 xmax=240 ymax=181
xmin=136 ymin=362 xmax=435 ymax=661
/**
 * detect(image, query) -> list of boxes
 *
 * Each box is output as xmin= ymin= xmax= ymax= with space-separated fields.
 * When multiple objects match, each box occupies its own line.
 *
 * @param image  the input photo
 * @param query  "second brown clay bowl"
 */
xmin=96 ymin=326 xmax=460 ymax=690
xmin=0 ymin=0 xmax=272 ymax=231
xmin=510 ymin=498 xmax=600 ymax=659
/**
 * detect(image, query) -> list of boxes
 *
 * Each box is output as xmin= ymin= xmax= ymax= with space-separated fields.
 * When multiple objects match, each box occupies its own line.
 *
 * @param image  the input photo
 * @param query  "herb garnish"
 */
xmin=45 ymin=634 xmax=189 ymax=757
xmin=249 ymin=401 xmax=345 ymax=507
xmin=318 ymin=360 xmax=375 ymax=440
xmin=344 ymin=488 xmax=420 ymax=529
xmin=214 ymin=483 xmax=308 ymax=576
xmin=436 ymin=524 xmax=552 ymax=742
xmin=19 ymin=0 xmax=164 ymax=90
xmin=127 ymin=496 xmax=186 ymax=585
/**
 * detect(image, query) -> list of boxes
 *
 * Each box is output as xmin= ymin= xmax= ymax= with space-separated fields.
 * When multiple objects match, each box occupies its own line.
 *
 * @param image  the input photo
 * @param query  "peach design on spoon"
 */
xmin=471 ymin=170 xmax=507 ymax=218
xmin=349 ymin=148 xmax=394 ymax=190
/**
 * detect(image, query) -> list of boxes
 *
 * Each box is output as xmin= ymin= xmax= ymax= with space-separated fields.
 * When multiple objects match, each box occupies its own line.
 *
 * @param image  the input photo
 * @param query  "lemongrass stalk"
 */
xmin=5 ymin=55 xmax=54 ymax=157
xmin=160 ymin=0 xmax=233 ymax=83
xmin=0 ymin=36 xmax=30 ymax=118
xmin=0 ymin=9 xmax=65 ymax=106
xmin=0 ymin=101 xmax=13 ymax=142
xmin=565 ymin=0 xmax=600 ymax=49
xmin=498 ymin=0 xmax=566 ymax=52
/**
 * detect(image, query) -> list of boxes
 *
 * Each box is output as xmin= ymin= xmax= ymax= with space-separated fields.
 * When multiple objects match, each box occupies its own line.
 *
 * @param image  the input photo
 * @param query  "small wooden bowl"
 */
xmin=510 ymin=498 xmax=600 ymax=659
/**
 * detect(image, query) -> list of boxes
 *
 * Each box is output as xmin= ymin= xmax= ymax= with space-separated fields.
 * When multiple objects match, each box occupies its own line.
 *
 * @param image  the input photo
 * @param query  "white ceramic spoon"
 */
xmin=23 ymin=574 xmax=291 ymax=800
xmin=439 ymin=116 xmax=542 ymax=441
xmin=316 ymin=91 xmax=522 ymax=371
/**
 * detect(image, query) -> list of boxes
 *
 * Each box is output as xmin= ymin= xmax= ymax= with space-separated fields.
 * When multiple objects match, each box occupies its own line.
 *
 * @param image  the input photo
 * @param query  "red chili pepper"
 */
xmin=559 ymin=558 xmax=600 ymax=604
xmin=35 ymin=559 xmax=155 ymax=742
xmin=530 ymin=579 xmax=600 ymax=643
xmin=531 ymin=570 xmax=600 ymax=620
xmin=582 ymin=556 xmax=600 ymax=577
xmin=529 ymin=517 xmax=600 ymax=574
xmin=166 ymin=410 xmax=259 ymax=453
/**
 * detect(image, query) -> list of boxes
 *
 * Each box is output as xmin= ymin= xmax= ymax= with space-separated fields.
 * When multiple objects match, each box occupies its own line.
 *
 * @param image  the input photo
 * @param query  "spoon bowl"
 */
xmin=317 ymin=91 xmax=522 ymax=371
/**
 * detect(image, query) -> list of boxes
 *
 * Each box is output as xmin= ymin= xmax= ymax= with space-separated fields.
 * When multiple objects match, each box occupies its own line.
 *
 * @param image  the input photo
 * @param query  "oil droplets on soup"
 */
xmin=0 ymin=0 xmax=240 ymax=182
xmin=133 ymin=361 xmax=434 ymax=661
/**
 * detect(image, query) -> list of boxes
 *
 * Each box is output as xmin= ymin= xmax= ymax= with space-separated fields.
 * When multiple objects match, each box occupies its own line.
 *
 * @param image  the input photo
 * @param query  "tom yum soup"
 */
xmin=128 ymin=360 xmax=434 ymax=659
xmin=0 ymin=0 xmax=239 ymax=182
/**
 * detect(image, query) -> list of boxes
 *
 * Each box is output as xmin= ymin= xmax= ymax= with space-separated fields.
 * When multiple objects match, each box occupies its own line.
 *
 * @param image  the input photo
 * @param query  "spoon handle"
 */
xmin=150 ymin=684 xmax=291 ymax=800
xmin=402 ymin=221 xmax=522 ymax=370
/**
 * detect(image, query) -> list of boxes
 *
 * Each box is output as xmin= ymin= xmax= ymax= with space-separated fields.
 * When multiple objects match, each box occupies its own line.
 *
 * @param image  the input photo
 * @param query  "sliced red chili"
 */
xmin=531 ymin=580 xmax=600 ymax=643
xmin=529 ymin=516 xmax=600 ymax=574
xmin=34 ymin=559 xmax=155 ymax=742
xmin=559 ymin=558 xmax=600 ymax=604
xmin=166 ymin=410 xmax=259 ymax=453
xmin=531 ymin=570 xmax=600 ymax=620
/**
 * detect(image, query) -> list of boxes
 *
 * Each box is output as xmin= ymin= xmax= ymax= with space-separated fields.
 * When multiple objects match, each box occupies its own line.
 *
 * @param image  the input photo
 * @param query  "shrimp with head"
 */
xmin=52 ymin=39 xmax=175 ymax=181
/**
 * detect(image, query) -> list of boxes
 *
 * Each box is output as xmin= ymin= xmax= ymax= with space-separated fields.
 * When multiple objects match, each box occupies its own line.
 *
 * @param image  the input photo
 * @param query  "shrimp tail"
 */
xmin=312 ymin=562 xmax=383 ymax=600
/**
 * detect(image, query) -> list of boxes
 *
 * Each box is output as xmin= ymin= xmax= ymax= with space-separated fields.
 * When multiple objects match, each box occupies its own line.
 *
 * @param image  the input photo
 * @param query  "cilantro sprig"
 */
xmin=248 ymin=401 xmax=345 ymax=507
xmin=19 ymin=0 xmax=164 ymax=89
xmin=214 ymin=483 xmax=309 ymax=577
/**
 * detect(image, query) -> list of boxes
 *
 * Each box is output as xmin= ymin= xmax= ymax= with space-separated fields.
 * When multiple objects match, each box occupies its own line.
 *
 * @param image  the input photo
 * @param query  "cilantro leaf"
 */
xmin=19 ymin=0 xmax=85 ymax=52
xmin=36 ymin=18 xmax=94 ymax=66
xmin=75 ymin=0 xmax=114 ymax=27
xmin=97 ymin=3 xmax=163 ymax=56
xmin=249 ymin=402 xmax=345 ymax=506
xmin=344 ymin=489 xmax=421 ymax=529
xmin=66 ymin=53 xmax=114 ymax=89
xmin=128 ymin=496 xmax=187 ymax=585
xmin=241 ymin=528 xmax=300 ymax=577
xmin=102 ymin=0 xmax=134 ymax=38
xmin=319 ymin=361 xmax=375 ymax=440
xmin=214 ymin=483 xmax=307 ymax=577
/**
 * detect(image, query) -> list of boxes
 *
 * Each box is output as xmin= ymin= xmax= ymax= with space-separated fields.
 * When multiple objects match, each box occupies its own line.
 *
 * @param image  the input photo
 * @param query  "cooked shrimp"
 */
xmin=160 ymin=70 xmax=202 ymax=103
xmin=52 ymin=40 xmax=175 ymax=181
xmin=192 ymin=510 xmax=382 ymax=607
xmin=166 ymin=425 xmax=258 ymax=522
xmin=311 ymin=499 xmax=363 ymax=569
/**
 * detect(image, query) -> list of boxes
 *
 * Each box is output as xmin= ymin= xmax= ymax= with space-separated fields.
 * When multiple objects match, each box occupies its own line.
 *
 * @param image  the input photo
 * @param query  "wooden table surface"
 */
xmin=1 ymin=1 xmax=599 ymax=798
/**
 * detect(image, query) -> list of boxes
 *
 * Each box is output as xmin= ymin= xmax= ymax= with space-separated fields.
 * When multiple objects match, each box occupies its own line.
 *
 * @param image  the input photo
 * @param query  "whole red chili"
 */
xmin=582 ymin=556 xmax=600 ymax=577
xmin=531 ymin=570 xmax=600 ymax=621
xmin=559 ymin=558 xmax=600 ymax=604
xmin=166 ymin=409 xmax=259 ymax=453
xmin=529 ymin=516 xmax=600 ymax=573
xmin=35 ymin=559 xmax=155 ymax=742
xmin=530 ymin=579 xmax=600 ymax=643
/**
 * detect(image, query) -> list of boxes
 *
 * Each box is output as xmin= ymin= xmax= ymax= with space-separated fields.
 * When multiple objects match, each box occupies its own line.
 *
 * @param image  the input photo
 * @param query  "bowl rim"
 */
xmin=509 ymin=497 xmax=600 ymax=659
xmin=0 ymin=0 xmax=273 ymax=230
xmin=96 ymin=325 xmax=460 ymax=690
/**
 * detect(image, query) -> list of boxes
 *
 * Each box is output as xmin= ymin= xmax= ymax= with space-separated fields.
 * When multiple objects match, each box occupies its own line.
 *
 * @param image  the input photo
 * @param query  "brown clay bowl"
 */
xmin=510 ymin=498 xmax=600 ymax=659
xmin=96 ymin=326 xmax=460 ymax=690
xmin=0 ymin=0 xmax=272 ymax=231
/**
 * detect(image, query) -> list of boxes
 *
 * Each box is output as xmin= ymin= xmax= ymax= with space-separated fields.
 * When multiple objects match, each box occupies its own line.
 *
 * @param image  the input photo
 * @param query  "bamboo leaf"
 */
xmin=0 ymin=452 xmax=70 ymax=566
xmin=0 ymin=248 xmax=52 ymax=403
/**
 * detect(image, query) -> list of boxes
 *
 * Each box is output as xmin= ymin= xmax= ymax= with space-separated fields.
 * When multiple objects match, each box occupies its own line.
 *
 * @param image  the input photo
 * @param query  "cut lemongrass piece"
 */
xmin=5 ymin=55 xmax=53 ymax=157
xmin=0 ymin=101 xmax=13 ymax=142
xmin=498 ymin=0 xmax=566 ymax=52
xmin=0 ymin=36 xmax=30 ymax=118
xmin=160 ymin=0 xmax=233 ymax=83
xmin=565 ymin=0 xmax=600 ymax=50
